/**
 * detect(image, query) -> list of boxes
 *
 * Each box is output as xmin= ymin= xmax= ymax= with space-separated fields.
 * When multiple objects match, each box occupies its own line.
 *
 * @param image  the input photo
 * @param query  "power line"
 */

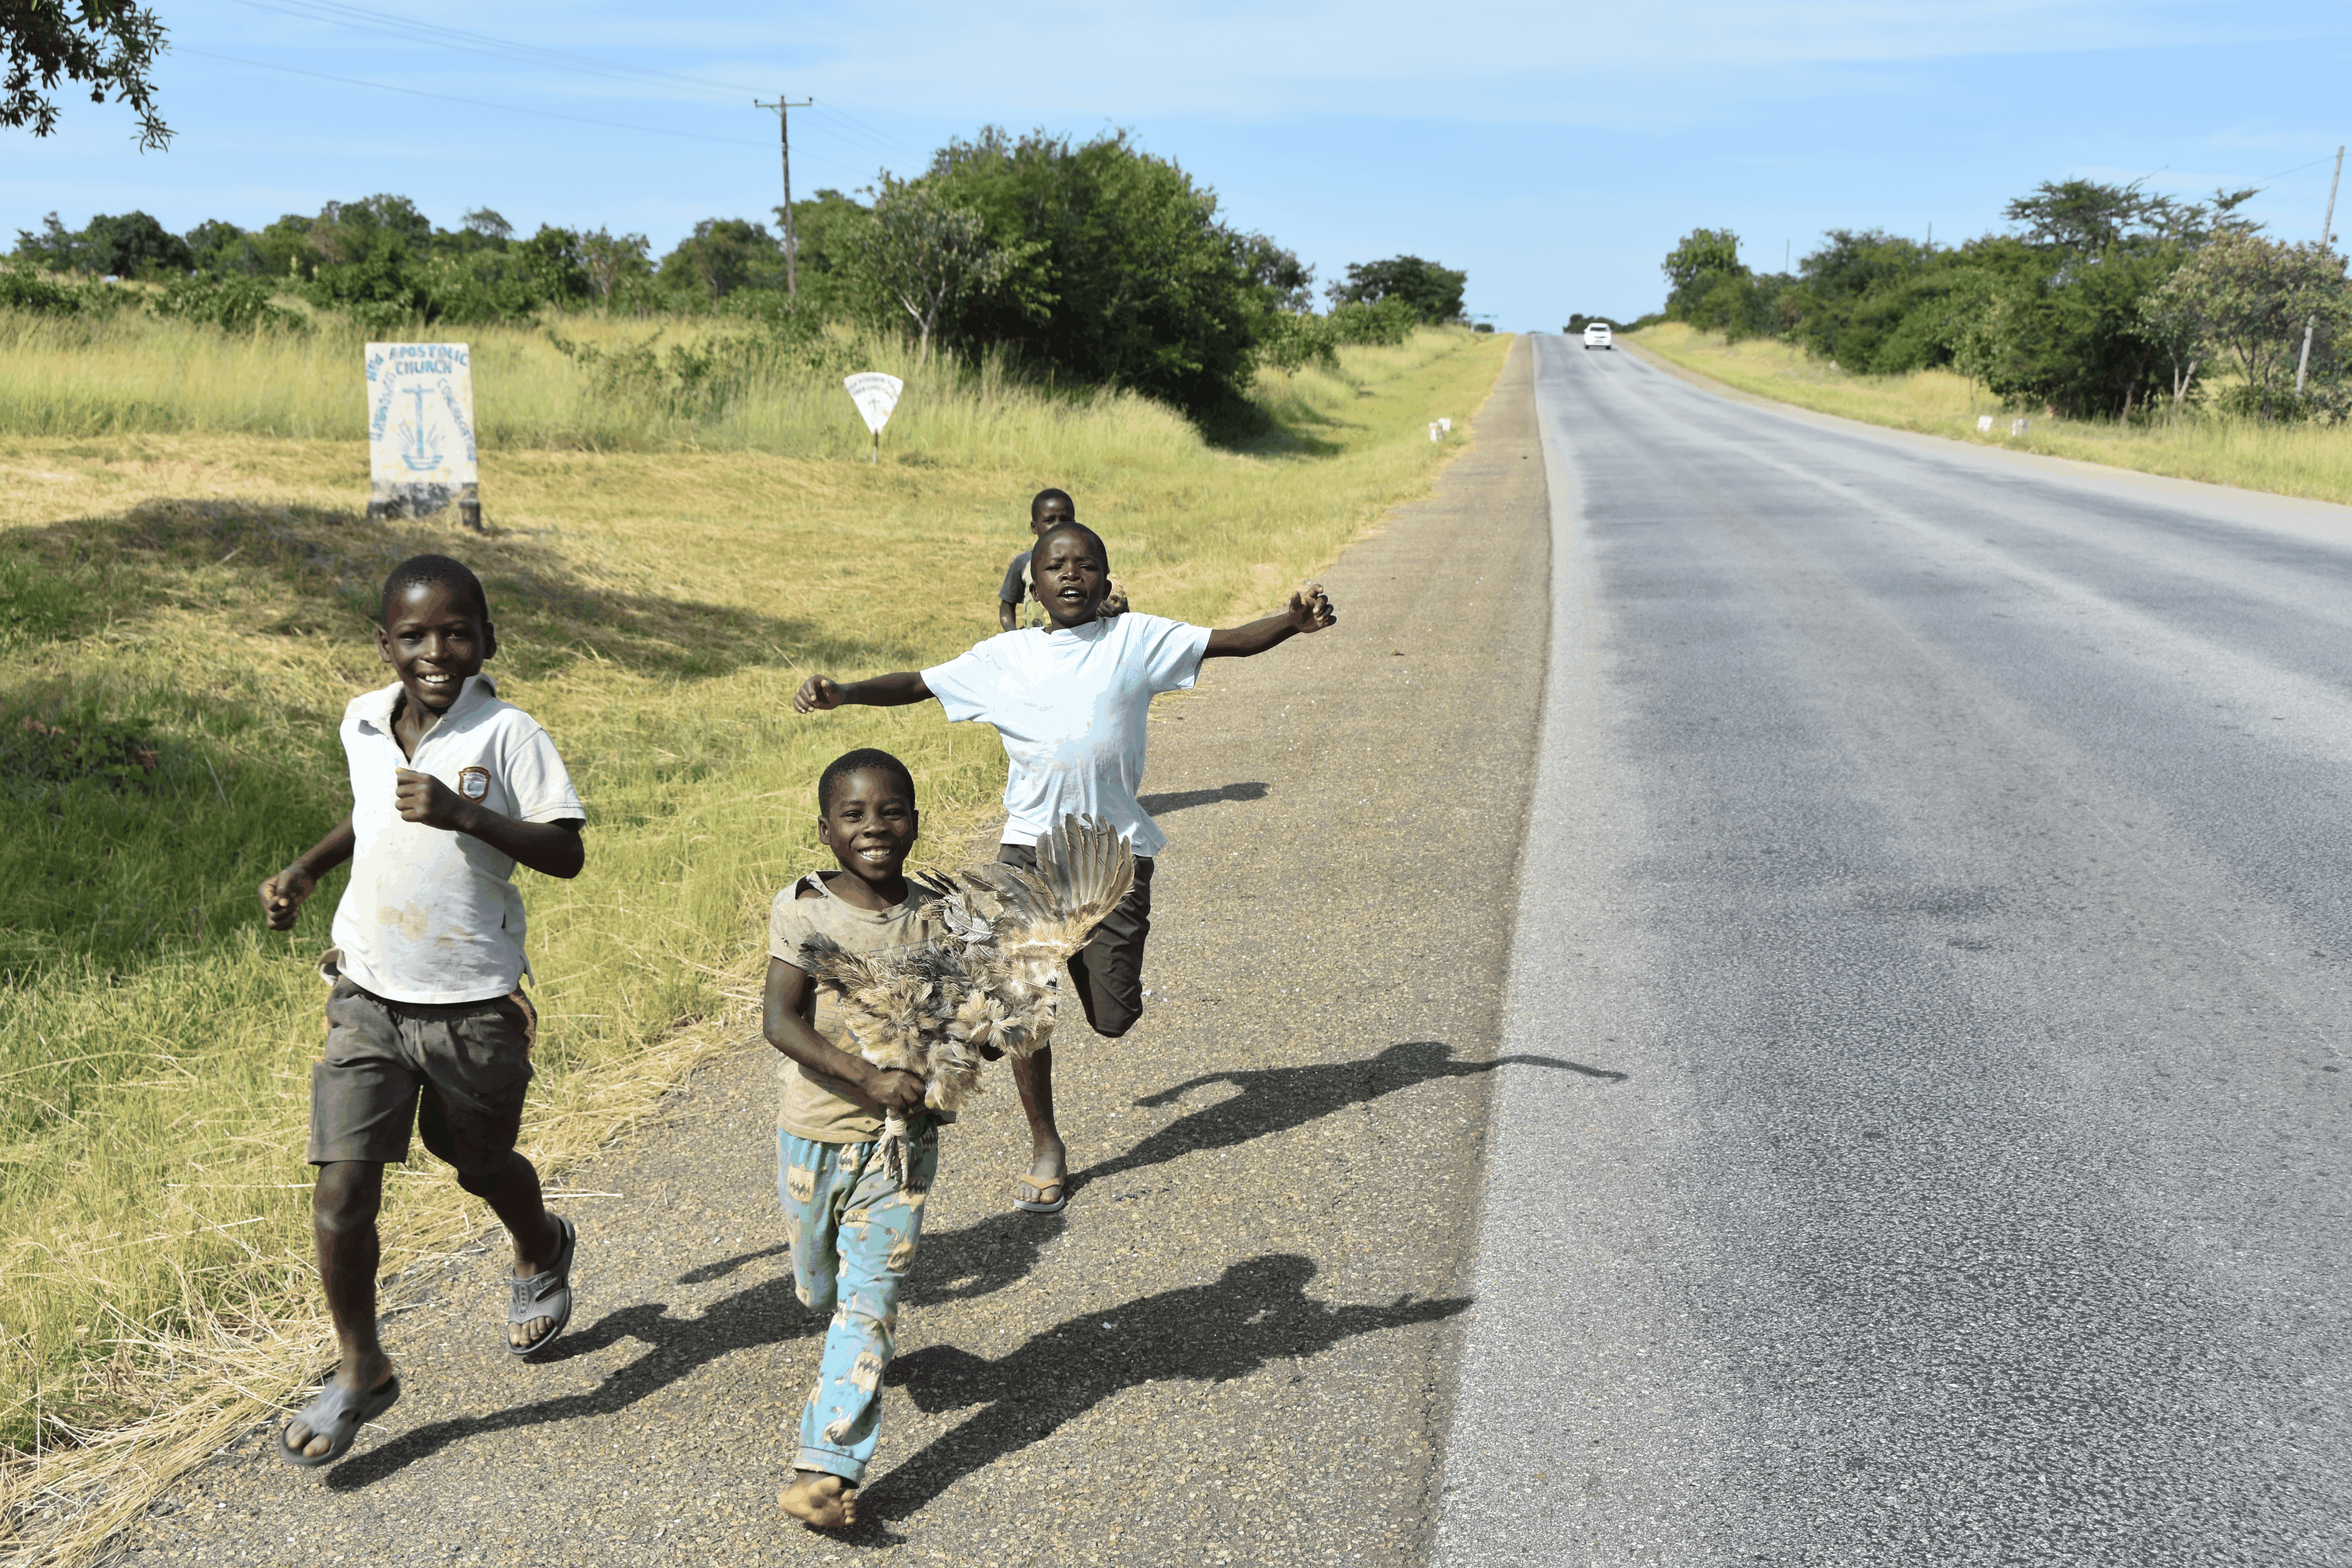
xmin=215 ymin=0 xmax=754 ymax=100
xmin=217 ymin=0 xmax=923 ymax=162
xmin=178 ymin=48 xmax=773 ymax=147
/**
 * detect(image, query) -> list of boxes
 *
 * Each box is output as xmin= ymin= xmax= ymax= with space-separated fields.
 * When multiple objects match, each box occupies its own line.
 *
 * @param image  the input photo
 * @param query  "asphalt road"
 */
xmin=1435 ymin=336 xmax=2352 ymax=1564
xmin=122 ymin=342 xmax=1552 ymax=1566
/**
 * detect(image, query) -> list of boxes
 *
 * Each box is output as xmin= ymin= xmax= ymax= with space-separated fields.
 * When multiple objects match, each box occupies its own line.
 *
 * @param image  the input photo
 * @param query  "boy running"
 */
xmin=258 ymin=553 xmax=586 ymax=1467
xmin=998 ymin=488 xmax=1075 ymax=633
xmin=794 ymin=519 xmax=1336 ymax=1215
xmin=765 ymin=748 xmax=945 ymax=1529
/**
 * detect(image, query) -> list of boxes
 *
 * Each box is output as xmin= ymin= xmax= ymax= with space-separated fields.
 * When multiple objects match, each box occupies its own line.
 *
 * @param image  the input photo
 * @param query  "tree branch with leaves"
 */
xmin=4 ymin=0 xmax=172 ymax=149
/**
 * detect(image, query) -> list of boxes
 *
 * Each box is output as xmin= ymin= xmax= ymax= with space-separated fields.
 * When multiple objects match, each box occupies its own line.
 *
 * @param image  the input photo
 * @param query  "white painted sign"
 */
xmin=365 ymin=342 xmax=479 ymax=523
xmin=1976 ymin=415 xmax=1994 ymax=433
xmin=843 ymin=372 xmax=905 ymax=434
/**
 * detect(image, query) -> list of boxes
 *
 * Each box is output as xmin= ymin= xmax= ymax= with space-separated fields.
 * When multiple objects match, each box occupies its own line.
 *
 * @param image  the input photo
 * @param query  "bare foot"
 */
xmin=282 ymin=1357 xmax=396 ymax=1460
xmin=780 ymin=1470 xmax=858 ymax=1528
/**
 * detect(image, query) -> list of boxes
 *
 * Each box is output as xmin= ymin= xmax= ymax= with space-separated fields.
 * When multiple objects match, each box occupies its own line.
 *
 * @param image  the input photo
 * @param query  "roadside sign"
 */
xmin=844 ymin=372 xmax=904 ymax=463
xmin=366 ymin=342 xmax=481 ymax=528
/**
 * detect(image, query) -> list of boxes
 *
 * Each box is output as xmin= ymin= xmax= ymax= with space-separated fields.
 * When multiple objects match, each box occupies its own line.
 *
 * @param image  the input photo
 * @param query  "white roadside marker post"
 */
xmin=843 ymin=372 xmax=905 ymax=465
xmin=365 ymin=342 xmax=481 ymax=528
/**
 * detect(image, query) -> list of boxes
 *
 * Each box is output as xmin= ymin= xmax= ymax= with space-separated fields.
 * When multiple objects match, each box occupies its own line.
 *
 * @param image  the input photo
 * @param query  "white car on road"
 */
xmin=1583 ymin=322 xmax=1614 ymax=350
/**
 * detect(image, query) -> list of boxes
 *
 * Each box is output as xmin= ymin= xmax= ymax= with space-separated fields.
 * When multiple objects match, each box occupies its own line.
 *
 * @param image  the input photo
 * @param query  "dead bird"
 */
xmin=796 ymin=814 xmax=1134 ymax=1187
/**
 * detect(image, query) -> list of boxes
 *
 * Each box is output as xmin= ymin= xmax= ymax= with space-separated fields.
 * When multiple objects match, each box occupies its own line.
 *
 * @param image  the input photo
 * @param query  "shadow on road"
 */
xmin=1137 ymin=781 xmax=1269 ymax=816
xmin=864 ymin=1255 xmax=1471 ymax=1522
xmin=1073 ymin=1039 xmax=1624 ymax=1193
xmin=328 ymin=1211 xmax=1068 ymax=1490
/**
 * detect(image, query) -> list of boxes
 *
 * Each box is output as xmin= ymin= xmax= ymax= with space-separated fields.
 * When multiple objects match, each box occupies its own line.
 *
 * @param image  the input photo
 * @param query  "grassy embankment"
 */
xmin=1630 ymin=320 xmax=2352 ymax=508
xmin=0 ymin=310 xmax=1511 ymax=1562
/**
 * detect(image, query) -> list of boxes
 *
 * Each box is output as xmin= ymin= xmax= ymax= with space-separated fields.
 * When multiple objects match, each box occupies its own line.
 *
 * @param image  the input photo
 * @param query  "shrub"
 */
xmin=148 ymin=275 xmax=308 ymax=334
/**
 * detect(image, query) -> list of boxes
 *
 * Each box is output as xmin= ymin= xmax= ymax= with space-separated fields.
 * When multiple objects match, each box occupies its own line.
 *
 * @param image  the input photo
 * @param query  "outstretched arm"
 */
xmin=258 ymin=814 xmax=356 ymax=930
xmin=793 ymin=671 xmax=933 ymax=712
xmin=1203 ymin=583 xmax=1337 ymax=660
xmin=762 ymin=957 xmax=927 ymax=1114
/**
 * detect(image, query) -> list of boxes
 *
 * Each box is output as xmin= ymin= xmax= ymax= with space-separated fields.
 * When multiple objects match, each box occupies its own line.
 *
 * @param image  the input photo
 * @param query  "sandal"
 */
xmin=277 ymin=1372 xmax=402 ymax=1468
xmin=1013 ymin=1175 xmax=1068 ymax=1215
xmin=507 ymin=1214 xmax=577 ymax=1358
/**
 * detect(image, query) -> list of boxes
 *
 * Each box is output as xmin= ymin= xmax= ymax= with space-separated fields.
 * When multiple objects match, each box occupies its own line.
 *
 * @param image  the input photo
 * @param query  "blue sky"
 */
xmin=6 ymin=1 xmax=2349 ymax=329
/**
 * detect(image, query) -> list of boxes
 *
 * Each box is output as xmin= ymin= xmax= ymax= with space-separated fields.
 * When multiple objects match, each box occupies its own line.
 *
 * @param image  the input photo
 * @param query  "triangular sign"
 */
xmin=843 ymin=372 xmax=904 ymax=435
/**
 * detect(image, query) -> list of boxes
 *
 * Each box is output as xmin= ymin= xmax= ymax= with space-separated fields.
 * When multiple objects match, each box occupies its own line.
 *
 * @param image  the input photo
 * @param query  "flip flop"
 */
xmin=277 ymin=1372 xmax=401 ymax=1468
xmin=1013 ymin=1175 xmax=1068 ymax=1215
xmin=507 ymin=1214 xmax=577 ymax=1358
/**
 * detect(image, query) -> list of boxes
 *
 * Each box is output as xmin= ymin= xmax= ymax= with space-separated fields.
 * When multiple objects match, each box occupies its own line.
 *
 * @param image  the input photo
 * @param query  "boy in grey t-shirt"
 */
xmin=998 ymin=487 xmax=1074 ymax=632
xmin=257 ymin=554 xmax=587 ymax=1468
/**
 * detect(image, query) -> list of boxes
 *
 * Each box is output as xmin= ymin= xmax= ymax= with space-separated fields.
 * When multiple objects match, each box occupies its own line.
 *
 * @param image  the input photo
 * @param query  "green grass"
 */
xmin=1630 ymin=320 xmax=2352 ymax=507
xmin=0 ymin=315 xmax=1510 ymax=1550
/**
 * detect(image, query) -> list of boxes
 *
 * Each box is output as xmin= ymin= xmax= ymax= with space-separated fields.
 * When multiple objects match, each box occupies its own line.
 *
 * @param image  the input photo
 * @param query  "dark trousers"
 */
xmin=994 ymin=842 xmax=1153 ymax=1038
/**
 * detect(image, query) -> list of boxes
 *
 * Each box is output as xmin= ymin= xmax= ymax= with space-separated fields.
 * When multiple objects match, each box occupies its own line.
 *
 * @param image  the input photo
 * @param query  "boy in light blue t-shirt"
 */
xmin=794 ymin=517 xmax=1335 ymax=1216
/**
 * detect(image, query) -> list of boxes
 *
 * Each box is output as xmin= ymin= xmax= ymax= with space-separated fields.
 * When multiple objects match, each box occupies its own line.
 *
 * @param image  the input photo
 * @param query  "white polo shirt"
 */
xmin=922 ymin=613 xmax=1210 ymax=857
xmin=330 ymin=674 xmax=584 ymax=1004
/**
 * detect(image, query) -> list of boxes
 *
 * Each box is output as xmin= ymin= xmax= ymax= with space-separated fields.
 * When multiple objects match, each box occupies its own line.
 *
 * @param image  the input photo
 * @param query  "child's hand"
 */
xmin=1288 ymin=581 xmax=1338 ymax=634
xmin=258 ymin=865 xmax=316 ymax=931
xmin=394 ymin=768 xmax=474 ymax=831
xmin=864 ymin=1067 xmax=927 ymax=1115
xmin=794 ymin=676 xmax=845 ymax=713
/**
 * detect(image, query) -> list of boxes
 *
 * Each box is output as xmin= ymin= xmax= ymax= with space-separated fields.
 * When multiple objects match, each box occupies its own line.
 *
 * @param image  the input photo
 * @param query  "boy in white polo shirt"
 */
xmin=793 ymin=518 xmax=1335 ymax=1215
xmin=256 ymin=553 xmax=587 ymax=1467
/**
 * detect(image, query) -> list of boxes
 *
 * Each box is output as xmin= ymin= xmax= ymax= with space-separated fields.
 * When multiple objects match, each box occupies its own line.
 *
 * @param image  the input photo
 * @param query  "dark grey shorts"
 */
xmin=995 ymin=842 xmax=1153 ymax=1038
xmin=307 ymin=977 xmax=537 ymax=1174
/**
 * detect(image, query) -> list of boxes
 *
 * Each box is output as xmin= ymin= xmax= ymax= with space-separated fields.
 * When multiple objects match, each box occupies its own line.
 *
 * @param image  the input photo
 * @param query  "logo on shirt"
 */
xmin=455 ymin=765 xmax=492 ymax=802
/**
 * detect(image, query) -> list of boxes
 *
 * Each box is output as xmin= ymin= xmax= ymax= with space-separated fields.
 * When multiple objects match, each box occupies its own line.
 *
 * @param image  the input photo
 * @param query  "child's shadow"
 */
xmin=326 ymin=1273 xmax=812 ymax=1490
xmin=328 ymin=1211 xmax=1067 ymax=1490
xmin=1075 ymin=1039 xmax=1623 ymax=1192
xmin=864 ymin=1253 xmax=1469 ymax=1520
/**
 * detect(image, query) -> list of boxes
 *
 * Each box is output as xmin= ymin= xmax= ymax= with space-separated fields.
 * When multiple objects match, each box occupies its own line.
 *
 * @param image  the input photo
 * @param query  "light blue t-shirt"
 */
xmin=922 ymin=613 xmax=1210 ymax=857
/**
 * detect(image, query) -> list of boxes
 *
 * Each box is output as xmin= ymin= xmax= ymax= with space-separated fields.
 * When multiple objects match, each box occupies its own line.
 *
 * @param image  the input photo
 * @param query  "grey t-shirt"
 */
xmin=1000 ymin=549 xmax=1033 ymax=605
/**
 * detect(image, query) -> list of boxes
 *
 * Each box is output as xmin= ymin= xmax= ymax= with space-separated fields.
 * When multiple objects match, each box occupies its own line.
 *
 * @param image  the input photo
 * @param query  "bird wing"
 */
xmin=987 ymin=814 xmax=1134 ymax=961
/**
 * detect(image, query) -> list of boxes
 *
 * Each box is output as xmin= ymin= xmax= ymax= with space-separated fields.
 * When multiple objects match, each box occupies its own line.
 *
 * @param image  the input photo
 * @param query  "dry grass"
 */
xmin=1630 ymin=321 xmax=2352 ymax=507
xmin=0 ymin=323 xmax=1512 ymax=1566
xmin=0 ymin=308 xmax=1216 ymax=472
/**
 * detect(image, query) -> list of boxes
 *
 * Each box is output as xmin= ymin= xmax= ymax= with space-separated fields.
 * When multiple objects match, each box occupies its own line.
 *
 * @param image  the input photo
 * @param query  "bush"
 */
xmin=148 ymin=275 xmax=308 ymax=334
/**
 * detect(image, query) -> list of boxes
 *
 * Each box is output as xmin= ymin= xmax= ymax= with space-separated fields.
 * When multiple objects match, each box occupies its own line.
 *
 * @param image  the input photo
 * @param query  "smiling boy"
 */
xmin=794 ymin=521 xmax=1336 ymax=1215
xmin=764 ymin=748 xmax=946 ymax=1529
xmin=257 ymin=553 xmax=586 ymax=1467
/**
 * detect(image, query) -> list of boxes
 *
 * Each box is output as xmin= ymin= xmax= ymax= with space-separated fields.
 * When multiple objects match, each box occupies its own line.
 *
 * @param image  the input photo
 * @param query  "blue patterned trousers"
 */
xmin=777 ymin=1126 xmax=937 ymax=1483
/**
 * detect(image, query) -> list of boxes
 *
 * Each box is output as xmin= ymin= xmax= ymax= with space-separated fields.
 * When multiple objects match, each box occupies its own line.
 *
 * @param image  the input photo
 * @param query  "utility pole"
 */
xmin=754 ymin=94 xmax=814 ymax=295
xmin=2294 ymin=143 xmax=2344 ymax=399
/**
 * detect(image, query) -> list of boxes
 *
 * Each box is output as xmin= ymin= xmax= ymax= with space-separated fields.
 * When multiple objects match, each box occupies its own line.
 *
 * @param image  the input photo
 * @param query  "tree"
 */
xmin=913 ymin=127 xmax=1275 ymax=417
xmin=184 ymin=217 xmax=261 ymax=275
xmin=1327 ymin=255 xmax=1465 ymax=323
xmin=857 ymin=175 xmax=1021 ymax=363
xmin=2146 ymin=229 xmax=2352 ymax=419
xmin=10 ymin=208 xmax=187 ymax=275
xmin=1661 ymin=228 xmax=1746 ymax=322
xmin=659 ymin=218 xmax=784 ymax=301
xmin=1235 ymin=233 xmax=1314 ymax=313
xmin=579 ymin=228 xmax=652 ymax=309
xmin=4 ymin=0 xmax=171 ymax=148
